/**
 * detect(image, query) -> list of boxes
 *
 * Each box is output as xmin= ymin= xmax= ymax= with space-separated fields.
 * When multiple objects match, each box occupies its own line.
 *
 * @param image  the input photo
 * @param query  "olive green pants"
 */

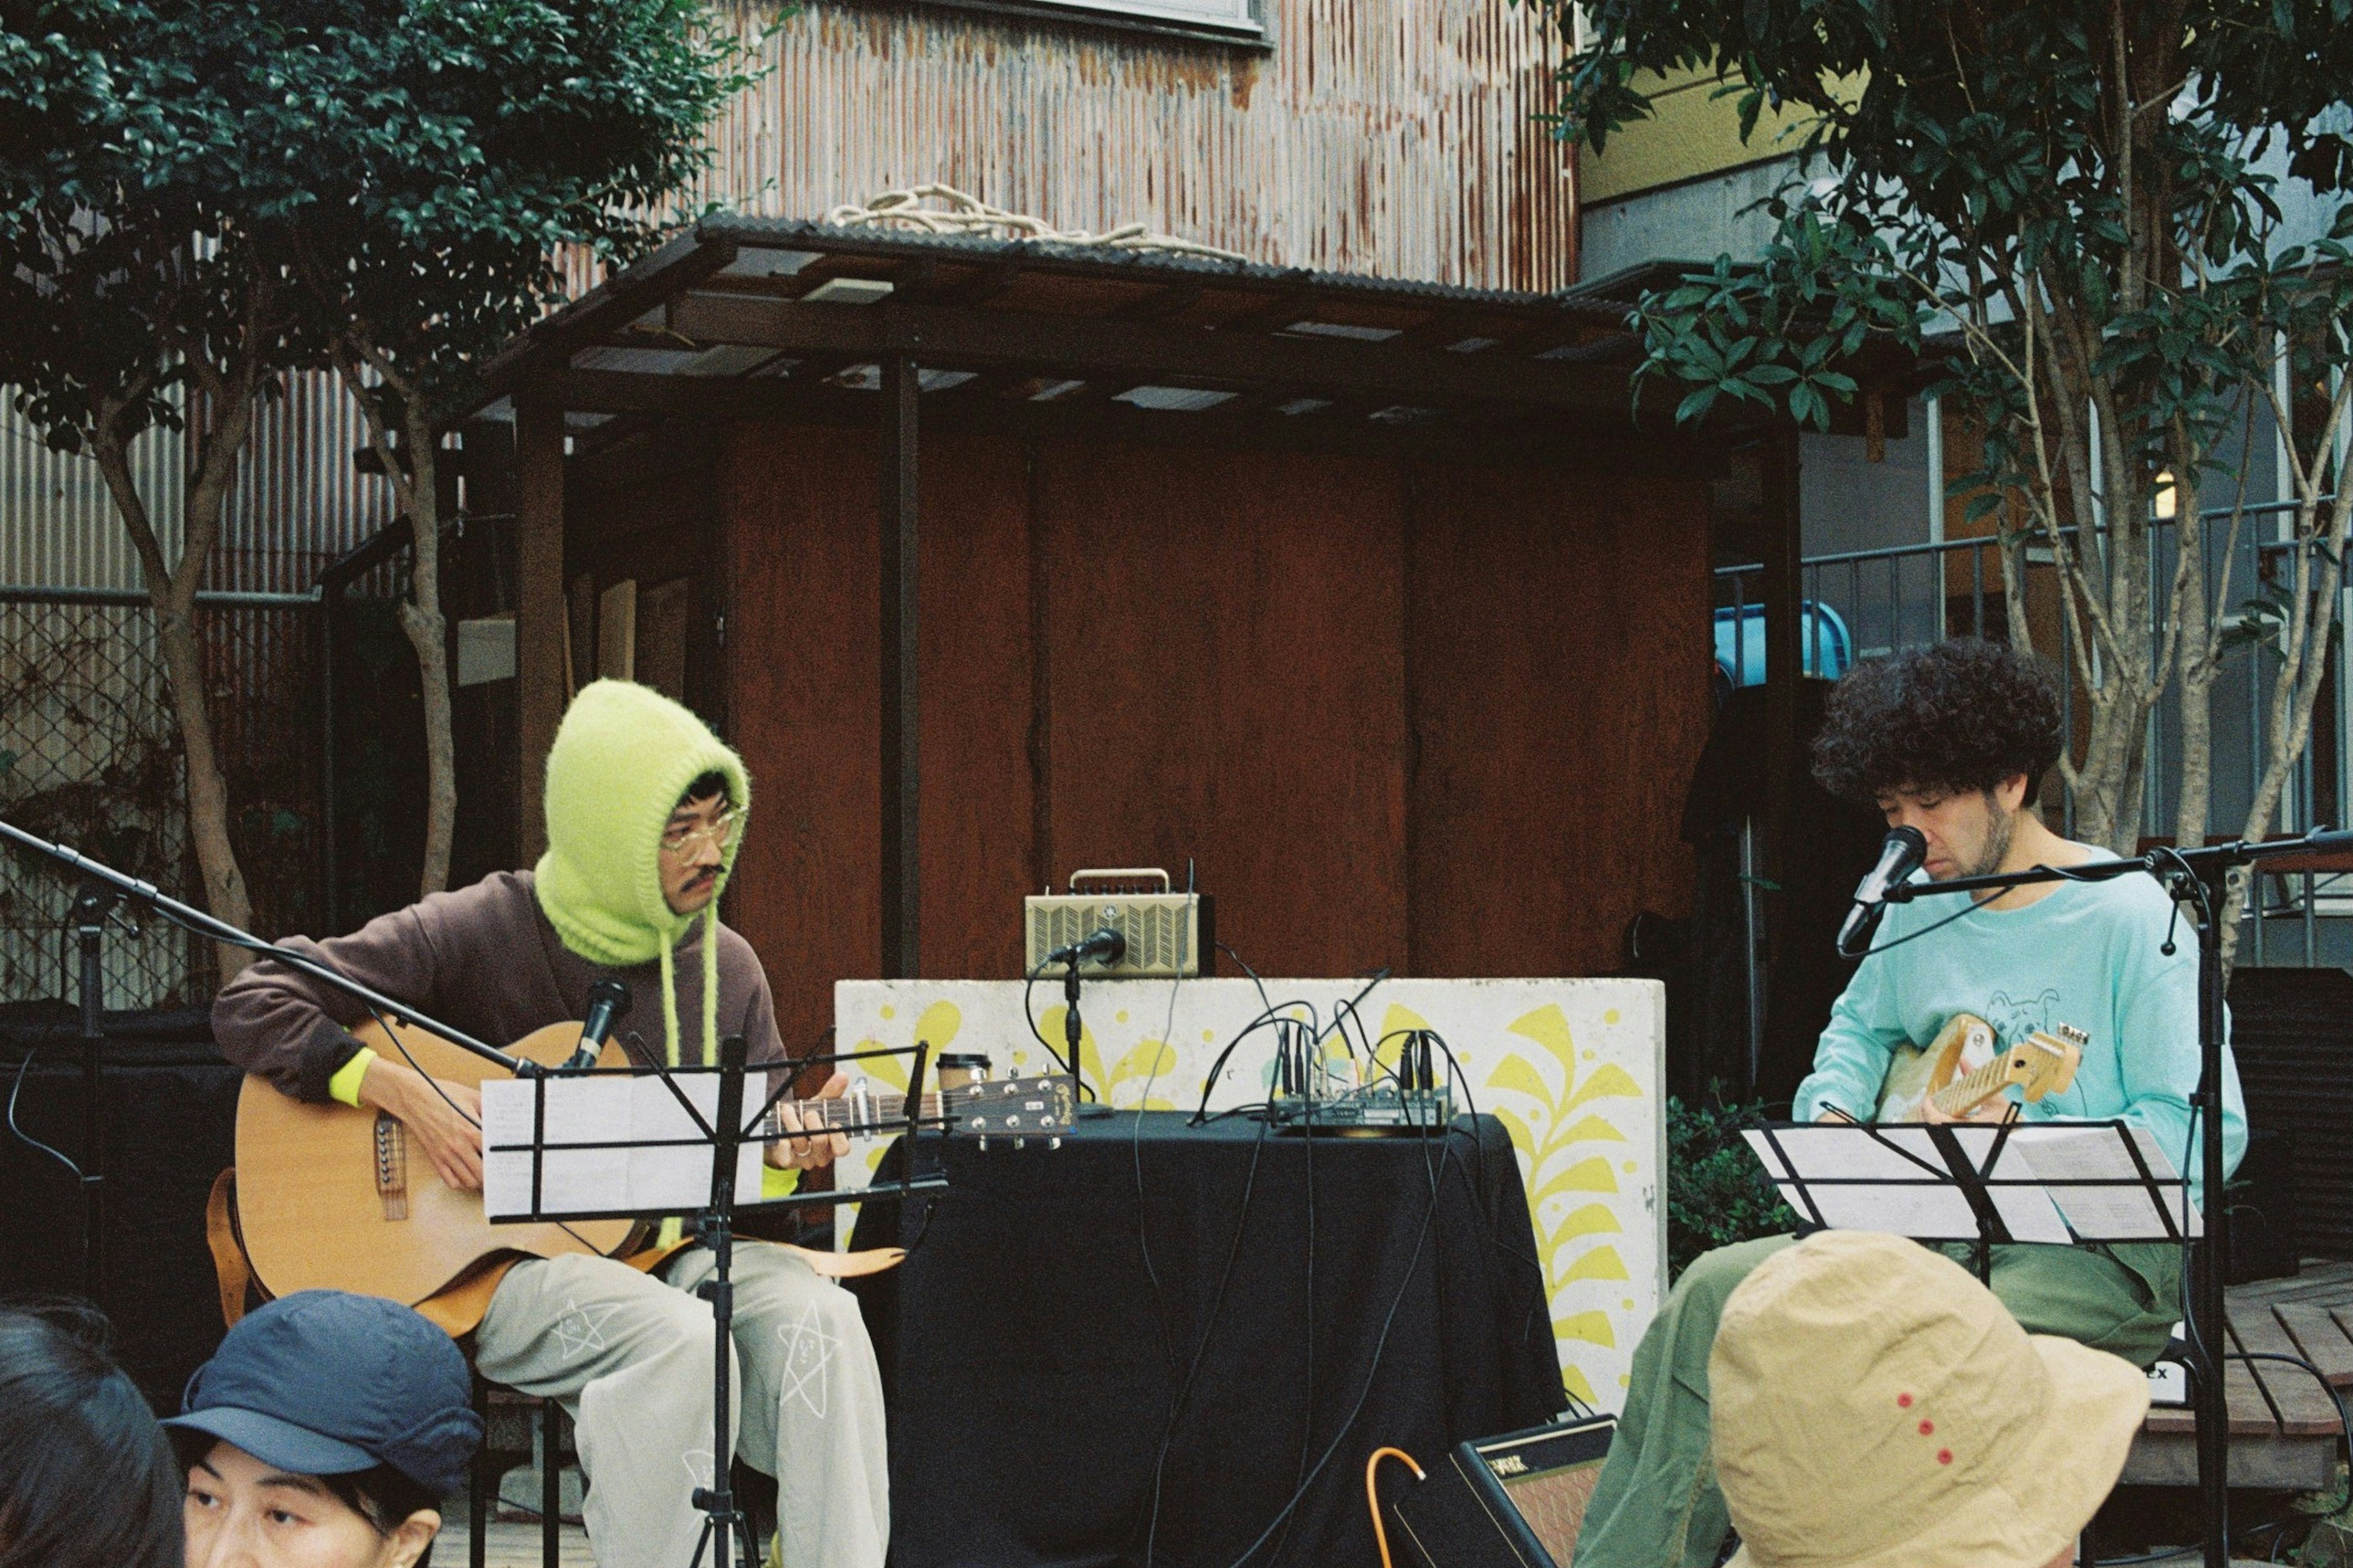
xmin=1569 ymin=1236 xmax=2181 ymax=1568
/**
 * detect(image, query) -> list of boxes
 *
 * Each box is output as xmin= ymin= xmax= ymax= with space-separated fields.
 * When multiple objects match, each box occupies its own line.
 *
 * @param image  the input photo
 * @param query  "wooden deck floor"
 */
xmin=2121 ymin=1259 xmax=2353 ymax=1490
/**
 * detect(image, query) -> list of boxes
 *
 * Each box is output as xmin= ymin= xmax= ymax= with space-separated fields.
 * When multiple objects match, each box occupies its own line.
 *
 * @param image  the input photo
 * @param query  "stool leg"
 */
xmin=542 ymin=1398 xmax=563 ymax=1568
xmin=469 ymin=1375 xmax=489 ymax=1568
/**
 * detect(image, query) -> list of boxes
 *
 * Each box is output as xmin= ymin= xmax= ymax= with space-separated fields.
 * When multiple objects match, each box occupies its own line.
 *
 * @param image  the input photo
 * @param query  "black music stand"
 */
xmin=1743 ymin=1117 xmax=2196 ymax=1282
xmin=482 ymin=1034 xmax=950 ymax=1568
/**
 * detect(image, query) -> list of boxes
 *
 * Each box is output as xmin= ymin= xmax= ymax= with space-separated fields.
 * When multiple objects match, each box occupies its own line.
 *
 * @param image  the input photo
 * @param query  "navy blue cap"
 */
xmin=163 ymin=1291 xmax=484 ymax=1498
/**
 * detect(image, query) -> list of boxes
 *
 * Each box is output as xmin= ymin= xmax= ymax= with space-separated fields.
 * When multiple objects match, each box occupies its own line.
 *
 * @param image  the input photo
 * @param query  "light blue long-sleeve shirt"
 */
xmin=1794 ymin=853 xmax=2247 ymax=1200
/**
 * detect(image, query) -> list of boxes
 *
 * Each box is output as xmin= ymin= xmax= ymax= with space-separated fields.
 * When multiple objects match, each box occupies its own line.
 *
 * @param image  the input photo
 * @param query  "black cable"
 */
xmin=1215 ymin=1121 xmax=1454 ymax=1568
xmin=1140 ymin=1112 xmax=1275 ymax=1568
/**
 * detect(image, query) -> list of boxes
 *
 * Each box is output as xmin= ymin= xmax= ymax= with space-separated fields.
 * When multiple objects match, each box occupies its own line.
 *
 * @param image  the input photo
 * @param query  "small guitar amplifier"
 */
xmin=1388 ymin=1414 xmax=1617 ymax=1568
xmin=1023 ymin=868 xmax=1213 ymax=979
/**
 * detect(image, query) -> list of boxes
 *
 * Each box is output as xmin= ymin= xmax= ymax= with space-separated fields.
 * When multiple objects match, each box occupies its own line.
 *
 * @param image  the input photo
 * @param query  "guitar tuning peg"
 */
xmin=1049 ymin=1136 xmax=1063 ymax=1151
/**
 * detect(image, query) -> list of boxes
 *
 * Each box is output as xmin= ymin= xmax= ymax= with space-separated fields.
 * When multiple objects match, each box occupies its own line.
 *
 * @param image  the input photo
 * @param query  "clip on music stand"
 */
xmin=1741 ymin=1118 xmax=2197 ymax=1283
xmin=480 ymin=1034 xmax=951 ymax=1568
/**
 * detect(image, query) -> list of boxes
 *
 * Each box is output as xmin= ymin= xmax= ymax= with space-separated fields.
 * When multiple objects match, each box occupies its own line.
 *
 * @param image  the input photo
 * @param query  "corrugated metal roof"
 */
xmin=686 ymin=0 xmax=1578 ymax=292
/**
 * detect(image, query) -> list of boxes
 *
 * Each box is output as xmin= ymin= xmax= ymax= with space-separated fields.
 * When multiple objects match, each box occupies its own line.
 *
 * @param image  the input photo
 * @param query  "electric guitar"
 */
xmin=1872 ymin=1013 xmax=2085 ymax=1122
xmin=233 ymin=1016 xmax=1071 ymax=1317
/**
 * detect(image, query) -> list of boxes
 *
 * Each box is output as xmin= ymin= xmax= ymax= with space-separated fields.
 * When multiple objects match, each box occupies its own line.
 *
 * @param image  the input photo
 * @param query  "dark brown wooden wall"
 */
xmin=719 ymin=419 xmax=1711 ymax=1051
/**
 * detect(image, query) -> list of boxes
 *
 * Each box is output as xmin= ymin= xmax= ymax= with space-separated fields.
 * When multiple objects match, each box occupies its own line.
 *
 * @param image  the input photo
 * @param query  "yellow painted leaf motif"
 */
xmin=1562 ymin=1064 xmax=1641 ymax=1114
xmin=857 ymin=1037 xmax=909 ymax=1091
xmin=1554 ymin=1245 xmax=1631 ymax=1286
xmin=1556 ymin=1203 xmax=1623 ymax=1240
xmin=1544 ymin=1156 xmax=1619 ymax=1197
xmin=912 ymin=1001 xmax=963 ymax=1057
xmin=1556 ymin=1311 xmax=1617 ymax=1348
xmin=1484 ymin=1053 xmax=1556 ymax=1108
xmin=1110 ymin=1039 xmax=1177 ymax=1086
xmin=1507 ymin=1003 xmax=1576 ymax=1060
xmin=1562 ymin=1365 xmax=1601 ymax=1407
xmin=1555 ymin=1114 xmax=1627 ymax=1145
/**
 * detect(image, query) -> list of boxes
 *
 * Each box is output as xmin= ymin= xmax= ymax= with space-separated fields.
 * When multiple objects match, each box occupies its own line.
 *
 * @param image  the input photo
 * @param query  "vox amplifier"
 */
xmin=1387 ymin=1414 xmax=1616 ymax=1568
xmin=1023 ymin=868 xmax=1213 ymax=979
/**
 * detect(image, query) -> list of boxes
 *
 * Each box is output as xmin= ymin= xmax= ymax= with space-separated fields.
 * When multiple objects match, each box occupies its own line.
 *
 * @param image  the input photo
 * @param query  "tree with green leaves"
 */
xmin=264 ymin=0 xmax=761 ymax=895
xmin=1 ymin=3 xmax=298 ymax=982
xmin=1557 ymin=0 xmax=2353 ymax=942
xmin=1 ymin=1 xmax=757 ymax=971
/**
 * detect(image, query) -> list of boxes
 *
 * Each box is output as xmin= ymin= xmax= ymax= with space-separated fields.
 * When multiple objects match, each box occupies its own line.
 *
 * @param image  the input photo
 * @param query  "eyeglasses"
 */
xmin=661 ymin=805 xmax=745 ymax=858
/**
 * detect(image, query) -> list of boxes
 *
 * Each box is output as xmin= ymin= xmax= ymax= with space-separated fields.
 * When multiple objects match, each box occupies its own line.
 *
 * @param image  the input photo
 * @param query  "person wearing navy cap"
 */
xmin=165 ymin=1291 xmax=484 ymax=1568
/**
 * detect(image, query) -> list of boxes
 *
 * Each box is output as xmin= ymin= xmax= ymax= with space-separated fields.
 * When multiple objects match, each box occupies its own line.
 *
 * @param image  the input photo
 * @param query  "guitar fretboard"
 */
xmin=1928 ymin=1055 xmax=2015 ymax=1118
xmin=751 ymin=1090 xmax=952 ymax=1140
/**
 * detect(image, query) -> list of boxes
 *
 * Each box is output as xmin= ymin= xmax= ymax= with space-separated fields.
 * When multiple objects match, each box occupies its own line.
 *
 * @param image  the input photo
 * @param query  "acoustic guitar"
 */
xmin=234 ymin=1016 xmax=1070 ymax=1311
xmin=1871 ymin=1013 xmax=2085 ymax=1123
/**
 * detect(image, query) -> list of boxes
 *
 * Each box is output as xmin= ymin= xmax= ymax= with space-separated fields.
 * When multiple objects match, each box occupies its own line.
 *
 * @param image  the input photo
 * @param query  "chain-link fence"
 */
xmin=0 ymin=588 xmax=325 ymax=1008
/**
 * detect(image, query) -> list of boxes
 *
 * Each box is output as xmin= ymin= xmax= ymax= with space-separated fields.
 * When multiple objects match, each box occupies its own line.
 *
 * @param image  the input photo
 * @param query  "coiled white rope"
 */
xmin=823 ymin=183 xmax=1249 ymax=263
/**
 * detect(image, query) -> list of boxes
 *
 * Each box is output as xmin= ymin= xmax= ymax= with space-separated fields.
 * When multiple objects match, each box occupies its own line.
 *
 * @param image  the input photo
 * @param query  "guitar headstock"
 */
xmin=945 ymin=1074 xmax=1076 ymax=1138
xmin=2004 ymin=1025 xmax=2085 ymax=1102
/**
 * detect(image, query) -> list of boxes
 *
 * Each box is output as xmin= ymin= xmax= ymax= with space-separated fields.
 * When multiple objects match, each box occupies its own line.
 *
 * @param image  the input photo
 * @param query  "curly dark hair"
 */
xmin=1811 ymin=638 xmax=2064 ymax=807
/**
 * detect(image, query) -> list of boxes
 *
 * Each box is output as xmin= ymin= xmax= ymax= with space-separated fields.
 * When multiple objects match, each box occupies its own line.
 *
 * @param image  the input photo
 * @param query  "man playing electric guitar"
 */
xmin=1573 ymin=638 xmax=2249 ymax=1568
xmin=214 ymin=679 xmax=888 ymax=1568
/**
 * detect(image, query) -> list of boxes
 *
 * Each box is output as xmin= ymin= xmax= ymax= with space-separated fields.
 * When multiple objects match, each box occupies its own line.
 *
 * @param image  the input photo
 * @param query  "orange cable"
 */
xmin=1366 ymin=1445 xmax=1425 ymax=1568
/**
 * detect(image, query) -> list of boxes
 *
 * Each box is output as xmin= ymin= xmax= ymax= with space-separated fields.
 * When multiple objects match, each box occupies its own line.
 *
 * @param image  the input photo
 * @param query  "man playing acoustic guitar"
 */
xmin=214 ymin=679 xmax=889 ymax=1568
xmin=1572 ymin=638 xmax=2248 ymax=1568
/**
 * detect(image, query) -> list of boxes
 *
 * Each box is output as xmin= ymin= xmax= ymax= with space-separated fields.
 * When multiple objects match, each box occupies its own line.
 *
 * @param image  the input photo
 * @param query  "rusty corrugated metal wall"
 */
xmin=691 ymin=0 xmax=1577 ymax=292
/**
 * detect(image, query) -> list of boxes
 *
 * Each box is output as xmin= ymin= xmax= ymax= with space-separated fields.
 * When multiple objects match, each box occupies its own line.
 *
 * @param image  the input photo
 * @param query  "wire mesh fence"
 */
xmin=0 ymin=588 xmax=326 ymax=1008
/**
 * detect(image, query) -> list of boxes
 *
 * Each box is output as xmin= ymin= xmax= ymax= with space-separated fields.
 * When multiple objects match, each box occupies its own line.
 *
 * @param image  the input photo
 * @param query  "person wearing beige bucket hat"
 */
xmin=1708 ymin=1231 xmax=2150 ymax=1568
xmin=1573 ymin=642 xmax=2245 ymax=1568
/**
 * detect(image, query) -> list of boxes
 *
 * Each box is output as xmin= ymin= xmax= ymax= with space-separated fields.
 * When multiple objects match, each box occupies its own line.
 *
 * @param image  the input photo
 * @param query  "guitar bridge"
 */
xmin=373 ymin=1113 xmax=409 ymax=1221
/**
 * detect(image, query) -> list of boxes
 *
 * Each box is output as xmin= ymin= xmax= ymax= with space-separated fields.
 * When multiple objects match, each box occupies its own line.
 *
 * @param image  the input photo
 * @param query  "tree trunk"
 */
xmin=156 ymin=603 xmax=254 ymax=983
xmin=401 ymin=428 xmax=457 ymax=896
xmin=91 ymin=414 xmax=256 ymax=988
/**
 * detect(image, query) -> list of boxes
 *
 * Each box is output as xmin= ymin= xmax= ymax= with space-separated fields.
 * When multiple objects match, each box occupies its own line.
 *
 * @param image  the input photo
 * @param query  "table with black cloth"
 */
xmin=846 ymin=1110 xmax=1565 ymax=1568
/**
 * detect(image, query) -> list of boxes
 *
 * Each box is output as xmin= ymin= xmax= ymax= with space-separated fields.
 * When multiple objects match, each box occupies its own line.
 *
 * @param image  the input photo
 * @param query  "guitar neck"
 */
xmin=1928 ymin=1055 xmax=2010 ymax=1118
xmin=754 ymin=1090 xmax=949 ymax=1139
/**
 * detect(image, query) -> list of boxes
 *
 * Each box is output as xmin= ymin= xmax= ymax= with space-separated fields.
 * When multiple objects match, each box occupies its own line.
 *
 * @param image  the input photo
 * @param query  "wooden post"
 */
xmin=515 ymin=397 xmax=566 ymax=862
xmin=879 ymin=356 xmax=920 ymax=977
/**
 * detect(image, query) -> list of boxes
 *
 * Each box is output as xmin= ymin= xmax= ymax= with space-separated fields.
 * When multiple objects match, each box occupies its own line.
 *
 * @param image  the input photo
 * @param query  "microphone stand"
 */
xmin=1879 ymin=825 xmax=2353 ymax=1568
xmin=0 ymin=819 xmax=526 ymax=1077
xmin=70 ymin=876 xmax=118 ymax=1306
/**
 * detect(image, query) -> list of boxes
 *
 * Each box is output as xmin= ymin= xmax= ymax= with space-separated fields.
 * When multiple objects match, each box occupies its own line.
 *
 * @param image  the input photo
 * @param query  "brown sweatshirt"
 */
xmin=213 ymin=870 xmax=787 ymax=1104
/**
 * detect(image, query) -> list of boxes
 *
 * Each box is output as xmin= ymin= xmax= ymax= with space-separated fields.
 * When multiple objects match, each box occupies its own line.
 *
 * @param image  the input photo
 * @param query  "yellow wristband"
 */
xmin=762 ymin=1164 xmax=801 ymax=1201
xmin=327 ymin=1046 xmax=379 ymax=1108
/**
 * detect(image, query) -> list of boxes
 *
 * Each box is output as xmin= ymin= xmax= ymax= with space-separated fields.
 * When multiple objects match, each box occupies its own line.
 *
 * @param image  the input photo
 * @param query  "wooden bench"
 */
xmin=2121 ymin=1262 xmax=2353 ymax=1491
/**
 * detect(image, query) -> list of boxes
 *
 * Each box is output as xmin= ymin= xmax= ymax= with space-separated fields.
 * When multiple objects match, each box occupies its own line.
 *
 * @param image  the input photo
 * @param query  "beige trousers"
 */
xmin=474 ymin=1242 xmax=889 ymax=1568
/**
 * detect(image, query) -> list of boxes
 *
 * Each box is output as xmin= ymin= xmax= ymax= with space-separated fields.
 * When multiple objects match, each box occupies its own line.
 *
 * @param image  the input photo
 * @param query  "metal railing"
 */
xmin=1715 ymin=495 xmax=2348 ymax=966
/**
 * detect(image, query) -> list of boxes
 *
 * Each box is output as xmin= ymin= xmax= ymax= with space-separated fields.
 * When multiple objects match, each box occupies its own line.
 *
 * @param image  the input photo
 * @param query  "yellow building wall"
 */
xmin=1578 ymin=66 xmax=1820 ymax=205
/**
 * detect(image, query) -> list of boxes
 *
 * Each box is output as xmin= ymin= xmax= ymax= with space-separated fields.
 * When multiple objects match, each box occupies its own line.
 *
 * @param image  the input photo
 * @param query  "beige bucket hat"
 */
xmin=1709 ymin=1231 xmax=2150 ymax=1568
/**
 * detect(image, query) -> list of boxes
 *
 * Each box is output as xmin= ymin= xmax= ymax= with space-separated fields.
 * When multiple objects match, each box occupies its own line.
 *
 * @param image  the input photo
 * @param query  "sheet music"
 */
xmin=1992 ymin=1123 xmax=2199 ymax=1241
xmin=481 ymin=1073 xmax=767 ymax=1221
xmin=1742 ymin=1127 xmax=1983 ymax=1240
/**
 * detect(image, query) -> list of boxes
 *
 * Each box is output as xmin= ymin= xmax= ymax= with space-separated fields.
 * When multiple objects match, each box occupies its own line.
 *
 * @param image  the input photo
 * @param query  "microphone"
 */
xmin=1047 ymin=927 xmax=1127 ymax=967
xmin=1838 ymin=827 xmax=1928 ymax=957
xmin=561 ymin=978 xmax=634 ymax=1071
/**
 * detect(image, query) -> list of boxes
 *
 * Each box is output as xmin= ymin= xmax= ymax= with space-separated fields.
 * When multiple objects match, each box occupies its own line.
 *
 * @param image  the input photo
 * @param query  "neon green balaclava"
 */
xmin=534 ymin=679 xmax=751 ymax=1070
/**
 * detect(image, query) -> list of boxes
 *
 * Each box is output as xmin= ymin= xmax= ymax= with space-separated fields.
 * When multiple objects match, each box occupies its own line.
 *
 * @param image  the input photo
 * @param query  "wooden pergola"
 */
xmin=470 ymin=217 xmax=1781 ymax=989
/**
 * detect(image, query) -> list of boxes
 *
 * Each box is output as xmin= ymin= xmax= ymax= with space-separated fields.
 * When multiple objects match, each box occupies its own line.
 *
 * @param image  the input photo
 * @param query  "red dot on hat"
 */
xmin=1919 ymin=1420 xmax=1934 ymax=1435
xmin=1938 ymin=1450 xmax=1953 ymax=1466
xmin=1896 ymin=1393 xmax=1913 ymax=1408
